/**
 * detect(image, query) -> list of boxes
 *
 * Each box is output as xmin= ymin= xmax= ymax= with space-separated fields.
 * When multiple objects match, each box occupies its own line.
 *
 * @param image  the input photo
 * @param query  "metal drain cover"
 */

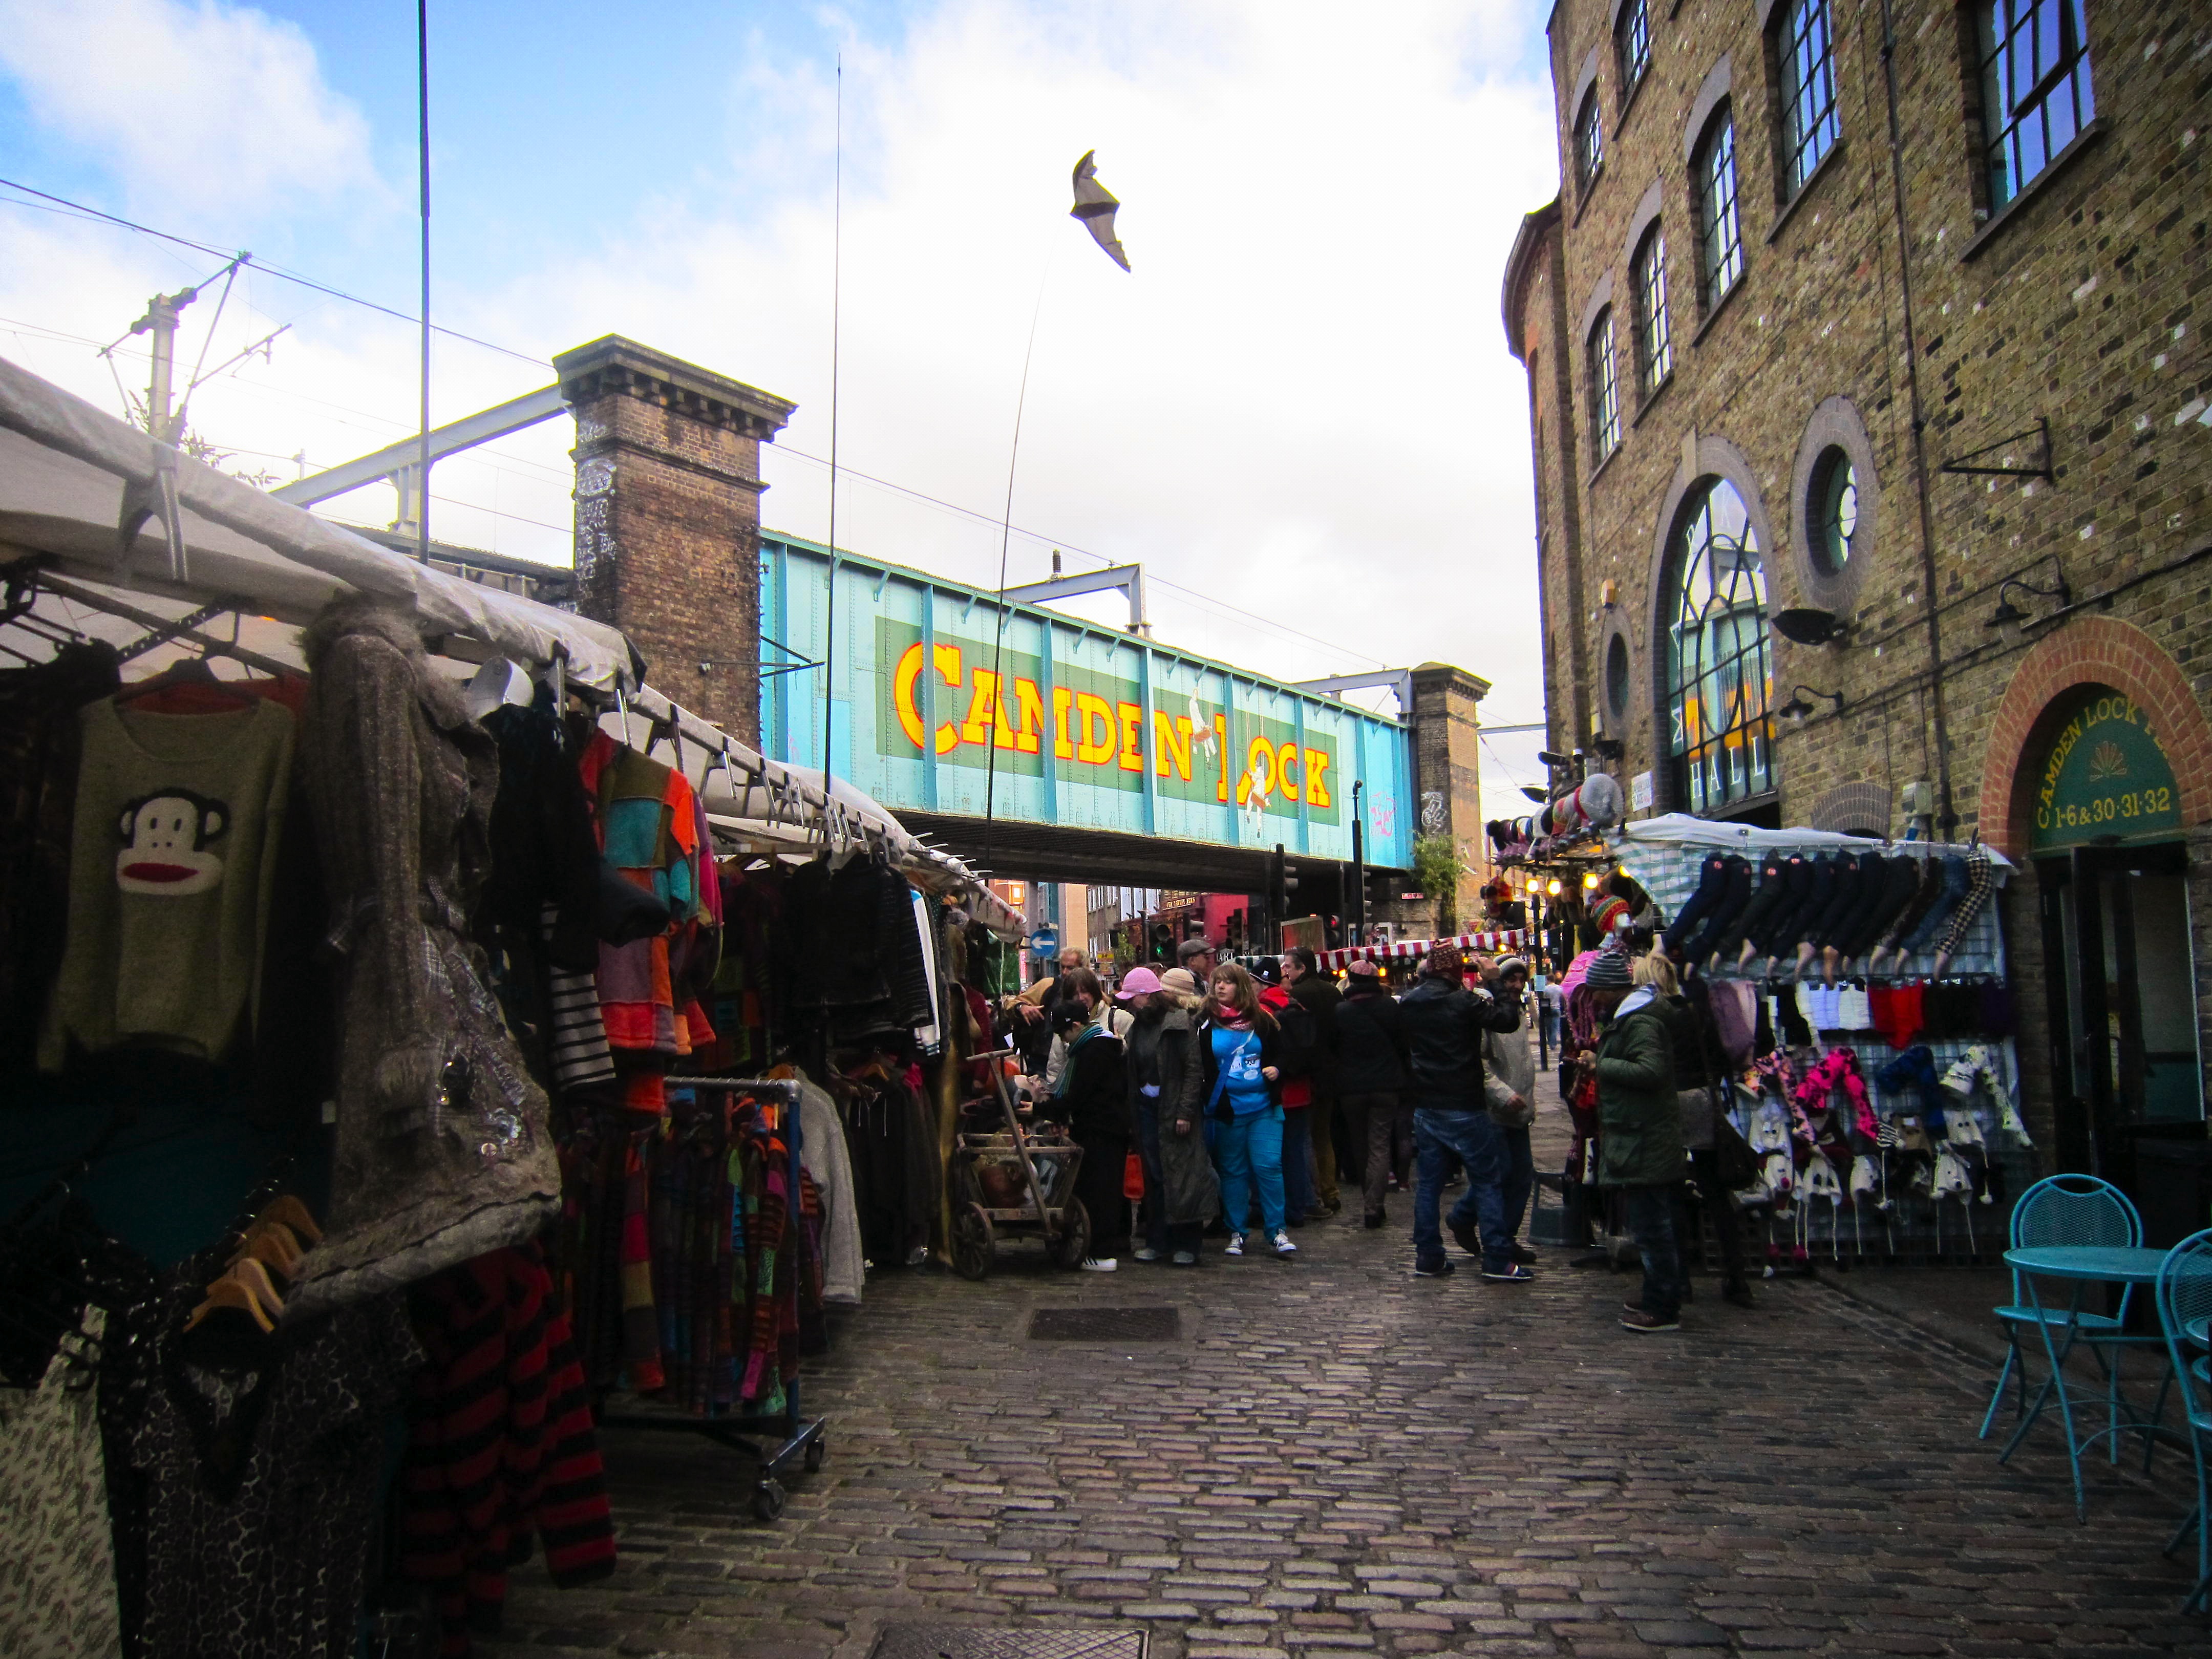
xmin=869 ymin=1629 xmax=1146 ymax=1659
xmin=1027 ymin=1306 xmax=1179 ymax=1341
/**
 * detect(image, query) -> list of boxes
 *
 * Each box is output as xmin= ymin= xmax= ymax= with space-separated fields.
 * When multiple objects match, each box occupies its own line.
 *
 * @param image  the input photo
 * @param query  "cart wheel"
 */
xmin=752 ymin=1478 xmax=786 ymax=1522
xmin=952 ymin=1202 xmax=995 ymax=1281
xmin=804 ymin=1435 xmax=826 ymax=1473
xmin=1052 ymin=1197 xmax=1092 ymax=1269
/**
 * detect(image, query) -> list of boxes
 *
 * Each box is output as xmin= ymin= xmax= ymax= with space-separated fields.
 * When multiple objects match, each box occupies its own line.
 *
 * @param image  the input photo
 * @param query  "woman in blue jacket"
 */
xmin=1197 ymin=962 xmax=1293 ymax=1259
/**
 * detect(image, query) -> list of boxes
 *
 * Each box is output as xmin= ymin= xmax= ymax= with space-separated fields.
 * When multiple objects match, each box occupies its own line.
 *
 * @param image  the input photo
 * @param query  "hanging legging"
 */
xmin=1932 ymin=848 xmax=1996 ymax=960
xmin=1900 ymin=855 xmax=1970 ymax=957
xmin=1663 ymin=853 xmax=1735 ymax=955
xmin=1683 ymin=856 xmax=1754 ymax=963
xmin=1709 ymin=854 xmax=1785 ymax=961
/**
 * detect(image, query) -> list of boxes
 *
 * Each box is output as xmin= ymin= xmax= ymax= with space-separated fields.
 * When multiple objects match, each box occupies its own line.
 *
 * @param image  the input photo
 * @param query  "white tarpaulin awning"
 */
xmin=0 ymin=354 xmax=636 ymax=691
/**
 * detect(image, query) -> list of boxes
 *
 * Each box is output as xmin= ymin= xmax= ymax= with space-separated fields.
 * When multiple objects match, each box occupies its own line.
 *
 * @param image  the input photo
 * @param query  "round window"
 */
xmin=1604 ymin=633 xmax=1631 ymax=723
xmin=1812 ymin=449 xmax=1858 ymax=574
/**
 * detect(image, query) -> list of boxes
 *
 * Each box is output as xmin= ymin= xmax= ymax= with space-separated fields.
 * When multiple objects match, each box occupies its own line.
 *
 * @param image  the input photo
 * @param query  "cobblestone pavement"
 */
xmin=491 ymin=1097 xmax=2209 ymax=1658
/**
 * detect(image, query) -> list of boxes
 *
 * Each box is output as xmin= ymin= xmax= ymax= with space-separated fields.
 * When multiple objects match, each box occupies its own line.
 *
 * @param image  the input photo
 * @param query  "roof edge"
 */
xmin=1499 ymin=198 xmax=1564 ymax=363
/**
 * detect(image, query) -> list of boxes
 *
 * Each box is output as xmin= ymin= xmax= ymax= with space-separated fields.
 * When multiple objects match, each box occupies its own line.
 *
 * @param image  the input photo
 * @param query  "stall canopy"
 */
xmin=1615 ymin=813 xmax=2016 ymax=871
xmin=0 ymin=354 xmax=1026 ymax=939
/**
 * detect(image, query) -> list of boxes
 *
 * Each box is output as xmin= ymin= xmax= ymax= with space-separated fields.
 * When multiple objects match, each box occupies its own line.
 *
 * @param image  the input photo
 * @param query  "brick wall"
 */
xmin=554 ymin=335 xmax=795 ymax=743
xmin=1503 ymin=0 xmax=2212 ymax=1151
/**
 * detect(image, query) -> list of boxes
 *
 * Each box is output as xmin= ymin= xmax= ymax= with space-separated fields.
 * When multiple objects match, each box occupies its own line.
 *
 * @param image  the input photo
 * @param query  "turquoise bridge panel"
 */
xmin=759 ymin=534 xmax=1413 ymax=868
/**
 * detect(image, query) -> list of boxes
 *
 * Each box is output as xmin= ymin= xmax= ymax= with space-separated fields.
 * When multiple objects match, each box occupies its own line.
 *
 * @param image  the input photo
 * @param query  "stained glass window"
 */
xmin=1664 ymin=479 xmax=1774 ymax=813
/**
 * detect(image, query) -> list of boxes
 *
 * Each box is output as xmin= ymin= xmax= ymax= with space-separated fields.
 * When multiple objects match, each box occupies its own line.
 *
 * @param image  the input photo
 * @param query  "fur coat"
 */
xmin=286 ymin=597 xmax=560 ymax=1319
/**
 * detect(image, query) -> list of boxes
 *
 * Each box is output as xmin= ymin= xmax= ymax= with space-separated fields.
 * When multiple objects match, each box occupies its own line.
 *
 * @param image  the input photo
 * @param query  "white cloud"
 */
xmin=0 ymin=0 xmax=1564 ymax=821
xmin=0 ymin=0 xmax=382 ymax=217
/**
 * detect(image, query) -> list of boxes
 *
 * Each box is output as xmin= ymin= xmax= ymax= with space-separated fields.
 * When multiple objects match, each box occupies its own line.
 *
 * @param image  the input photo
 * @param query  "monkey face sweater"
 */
xmin=40 ymin=695 xmax=295 ymax=1068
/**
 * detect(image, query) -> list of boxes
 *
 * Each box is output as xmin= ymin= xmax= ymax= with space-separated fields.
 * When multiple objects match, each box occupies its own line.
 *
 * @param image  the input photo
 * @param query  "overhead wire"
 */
xmin=4 ymin=177 xmax=1397 ymax=676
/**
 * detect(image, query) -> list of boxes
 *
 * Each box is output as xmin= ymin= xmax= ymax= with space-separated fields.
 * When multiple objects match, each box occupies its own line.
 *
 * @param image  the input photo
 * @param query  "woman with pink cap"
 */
xmin=1118 ymin=966 xmax=1218 ymax=1265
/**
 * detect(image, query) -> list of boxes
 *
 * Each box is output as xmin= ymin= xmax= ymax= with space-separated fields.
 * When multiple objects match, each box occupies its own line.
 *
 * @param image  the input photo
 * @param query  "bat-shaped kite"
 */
xmin=1070 ymin=150 xmax=1131 ymax=272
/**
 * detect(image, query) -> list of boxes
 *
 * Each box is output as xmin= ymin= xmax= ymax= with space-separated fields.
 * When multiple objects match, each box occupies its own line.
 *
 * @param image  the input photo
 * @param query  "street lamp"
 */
xmin=1986 ymin=572 xmax=2073 ymax=627
xmin=1778 ymin=684 xmax=1846 ymax=722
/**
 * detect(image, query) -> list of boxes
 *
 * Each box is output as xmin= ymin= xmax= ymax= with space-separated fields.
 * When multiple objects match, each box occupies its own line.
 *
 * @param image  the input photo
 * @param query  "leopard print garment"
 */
xmin=129 ymin=1293 xmax=421 ymax=1659
xmin=0 ymin=1306 xmax=123 ymax=1657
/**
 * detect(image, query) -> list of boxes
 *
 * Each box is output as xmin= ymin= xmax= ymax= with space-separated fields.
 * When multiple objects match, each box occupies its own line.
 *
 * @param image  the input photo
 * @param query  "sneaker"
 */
xmin=1225 ymin=1233 xmax=1246 ymax=1258
xmin=1079 ymin=1257 xmax=1118 ymax=1272
xmin=1363 ymin=1211 xmax=1387 ymax=1229
xmin=1131 ymin=1247 xmax=1161 ymax=1263
xmin=1509 ymin=1242 xmax=1539 ymax=1265
xmin=1722 ymin=1281 xmax=1757 ymax=1309
xmin=1172 ymin=1249 xmax=1198 ymax=1266
xmin=1481 ymin=1263 xmax=1536 ymax=1283
xmin=1621 ymin=1308 xmax=1681 ymax=1332
xmin=1272 ymin=1229 xmax=1298 ymax=1257
xmin=1413 ymin=1258 xmax=1456 ymax=1278
xmin=1449 ymin=1220 xmax=1482 ymax=1259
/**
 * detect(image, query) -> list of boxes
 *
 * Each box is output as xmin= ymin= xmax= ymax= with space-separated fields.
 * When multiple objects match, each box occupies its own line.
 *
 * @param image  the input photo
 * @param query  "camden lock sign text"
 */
xmin=2032 ymin=691 xmax=2181 ymax=850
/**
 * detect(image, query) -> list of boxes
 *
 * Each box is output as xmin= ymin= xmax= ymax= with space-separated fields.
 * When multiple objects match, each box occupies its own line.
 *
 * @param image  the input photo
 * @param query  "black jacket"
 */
xmin=1398 ymin=975 xmax=1518 ymax=1108
xmin=1053 ymin=1026 xmax=1131 ymax=1138
xmin=1286 ymin=973 xmax=1343 ymax=1091
xmin=1333 ymin=982 xmax=1409 ymax=1093
xmin=1654 ymin=990 xmax=1721 ymax=1090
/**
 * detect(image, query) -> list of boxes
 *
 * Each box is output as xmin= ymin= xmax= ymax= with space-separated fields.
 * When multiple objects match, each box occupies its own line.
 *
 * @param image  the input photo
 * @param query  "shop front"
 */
xmin=1984 ymin=624 xmax=2212 ymax=1242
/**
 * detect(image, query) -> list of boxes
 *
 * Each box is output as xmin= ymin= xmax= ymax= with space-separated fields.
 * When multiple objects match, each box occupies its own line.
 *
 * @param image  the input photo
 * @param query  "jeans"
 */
xmin=1623 ymin=1184 xmax=1686 ymax=1317
xmin=1412 ymin=1107 xmax=1509 ymax=1272
xmin=1211 ymin=1108 xmax=1285 ymax=1238
xmin=1341 ymin=1092 xmax=1411 ymax=1216
xmin=1282 ymin=1107 xmax=1314 ymax=1222
xmin=1496 ymin=1122 xmax=1534 ymax=1244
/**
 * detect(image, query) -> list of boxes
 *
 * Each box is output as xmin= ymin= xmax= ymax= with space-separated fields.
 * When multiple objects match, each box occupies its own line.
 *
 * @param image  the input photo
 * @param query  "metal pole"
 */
xmin=416 ymin=0 xmax=431 ymax=568
xmin=1350 ymin=778 xmax=1366 ymax=945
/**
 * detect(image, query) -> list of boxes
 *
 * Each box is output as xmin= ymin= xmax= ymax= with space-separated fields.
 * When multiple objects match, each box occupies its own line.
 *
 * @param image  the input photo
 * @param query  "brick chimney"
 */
xmin=554 ymin=335 xmax=795 ymax=742
xmin=1409 ymin=662 xmax=1494 ymax=932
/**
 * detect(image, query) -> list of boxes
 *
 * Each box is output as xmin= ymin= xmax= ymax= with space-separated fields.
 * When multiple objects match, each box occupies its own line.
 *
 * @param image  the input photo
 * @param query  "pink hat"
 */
xmin=1116 ymin=966 xmax=1165 ymax=999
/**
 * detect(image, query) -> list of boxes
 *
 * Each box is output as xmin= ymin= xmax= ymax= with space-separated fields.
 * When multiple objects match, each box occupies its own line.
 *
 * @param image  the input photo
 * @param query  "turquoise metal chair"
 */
xmin=1979 ymin=1174 xmax=2144 ymax=1444
xmin=2155 ymin=1229 xmax=2212 ymax=1614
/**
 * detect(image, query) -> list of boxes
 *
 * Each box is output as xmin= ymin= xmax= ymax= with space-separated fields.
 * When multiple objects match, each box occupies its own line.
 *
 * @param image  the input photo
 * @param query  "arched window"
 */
xmin=1632 ymin=228 xmax=1671 ymax=394
xmin=1616 ymin=0 xmax=1651 ymax=102
xmin=1588 ymin=308 xmax=1621 ymax=461
xmin=1776 ymin=0 xmax=1839 ymax=195
xmin=1979 ymin=0 xmax=2095 ymax=208
xmin=1575 ymin=89 xmax=1606 ymax=193
xmin=1663 ymin=478 xmax=1774 ymax=813
xmin=1695 ymin=110 xmax=1744 ymax=306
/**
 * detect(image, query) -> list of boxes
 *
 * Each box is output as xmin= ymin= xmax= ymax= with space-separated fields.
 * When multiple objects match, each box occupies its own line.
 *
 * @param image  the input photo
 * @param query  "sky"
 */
xmin=0 ymin=0 xmax=1563 ymax=824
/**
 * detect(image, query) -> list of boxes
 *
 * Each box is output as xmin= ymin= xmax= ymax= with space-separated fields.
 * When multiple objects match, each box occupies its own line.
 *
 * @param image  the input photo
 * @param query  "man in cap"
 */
xmin=1177 ymin=936 xmax=1219 ymax=985
xmin=1398 ymin=944 xmax=1530 ymax=1282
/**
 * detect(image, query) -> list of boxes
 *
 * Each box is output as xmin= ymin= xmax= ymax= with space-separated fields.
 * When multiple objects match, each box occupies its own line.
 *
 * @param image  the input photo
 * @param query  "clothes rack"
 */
xmin=590 ymin=1077 xmax=827 ymax=1523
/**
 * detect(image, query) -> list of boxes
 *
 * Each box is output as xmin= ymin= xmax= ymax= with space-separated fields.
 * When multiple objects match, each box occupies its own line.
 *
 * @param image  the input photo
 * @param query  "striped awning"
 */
xmin=1318 ymin=929 xmax=1527 ymax=971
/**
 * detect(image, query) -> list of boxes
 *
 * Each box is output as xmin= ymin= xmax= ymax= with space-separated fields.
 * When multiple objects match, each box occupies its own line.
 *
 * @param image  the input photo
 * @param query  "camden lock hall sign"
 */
xmin=2032 ymin=691 xmax=2183 ymax=851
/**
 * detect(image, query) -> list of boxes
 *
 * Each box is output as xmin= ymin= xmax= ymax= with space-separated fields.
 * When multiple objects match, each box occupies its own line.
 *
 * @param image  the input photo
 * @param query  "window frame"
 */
xmin=1977 ymin=0 xmax=2096 ymax=210
xmin=1775 ymin=0 xmax=1841 ymax=200
xmin=1575 ymin=88 xmax=1607 ymax=194
xmin=1632 ymin=228 xmax=1673 ymax=396
xmin=1661 ymin=478 xmax=1775 ymax=817
xmin=1616 ymin=0 xmax=1652 ymax=108
xmin=1695 ymin=108 xmax=1746 ymax=309
xmin=1588 ymin=308 xmax=1623 ymax=464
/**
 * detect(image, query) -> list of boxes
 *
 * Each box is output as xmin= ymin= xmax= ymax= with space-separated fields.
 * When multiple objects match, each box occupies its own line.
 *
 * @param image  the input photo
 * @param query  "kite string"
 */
xmin=980 ymin=229 xmax=1061 ymax=880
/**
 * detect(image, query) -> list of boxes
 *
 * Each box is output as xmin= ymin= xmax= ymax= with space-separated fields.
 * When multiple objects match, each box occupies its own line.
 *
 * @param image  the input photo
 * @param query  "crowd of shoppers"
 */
xmin=1003 ymin=934 xmax=1725 ymax=1335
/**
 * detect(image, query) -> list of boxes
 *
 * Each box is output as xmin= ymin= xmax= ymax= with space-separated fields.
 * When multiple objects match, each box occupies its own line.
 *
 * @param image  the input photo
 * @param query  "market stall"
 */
xmin=1582 ymin=813 xmax=2034 ymax=1268
xmin=0 ymin=359 xmax=1013 ymax=1656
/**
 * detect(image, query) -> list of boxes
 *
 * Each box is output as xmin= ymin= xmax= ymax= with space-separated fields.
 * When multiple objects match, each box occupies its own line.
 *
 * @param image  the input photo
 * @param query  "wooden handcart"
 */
xmin=948 ymin=1048 xmax=1092 ymax=1279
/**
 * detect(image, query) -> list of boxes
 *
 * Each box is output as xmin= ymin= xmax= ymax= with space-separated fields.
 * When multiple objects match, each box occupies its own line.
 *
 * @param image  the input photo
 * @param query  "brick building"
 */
xmin=1501 ymin=0 xmax=2210 ymax=1183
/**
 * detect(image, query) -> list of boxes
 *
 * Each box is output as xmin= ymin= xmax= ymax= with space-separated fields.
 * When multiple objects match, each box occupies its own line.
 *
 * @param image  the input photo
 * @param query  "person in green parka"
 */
xmin=1575 ymin=945 xmax=1687 ymax=1332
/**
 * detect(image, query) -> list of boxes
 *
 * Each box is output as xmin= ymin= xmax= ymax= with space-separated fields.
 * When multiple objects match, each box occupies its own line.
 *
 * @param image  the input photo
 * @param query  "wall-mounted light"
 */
xmin=1778 ymin=685 xmax=1846 ymax=722
xmin=1536 ymin=750 xmax=1571 ymax=768
xmin=1520 ymin=785 xmax=1548 ymax=802
xmin=1546 ymin=878 xmax=1563 ymax=897
xmin=1582 ymin=871 xmax=1601 ymax=890
xmin=1589 ymin=738 xmax=1625 ymax=761
xmin=1986 ymin=573 xmax=2072 ymax=628
xmin=1773 ymin=608 xmax=1851 ymax=647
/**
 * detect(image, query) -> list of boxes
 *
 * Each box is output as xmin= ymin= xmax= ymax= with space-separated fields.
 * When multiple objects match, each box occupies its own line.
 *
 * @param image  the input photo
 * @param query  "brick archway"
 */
xmin=1980 ymin=617 xmax=2212 ymax=859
